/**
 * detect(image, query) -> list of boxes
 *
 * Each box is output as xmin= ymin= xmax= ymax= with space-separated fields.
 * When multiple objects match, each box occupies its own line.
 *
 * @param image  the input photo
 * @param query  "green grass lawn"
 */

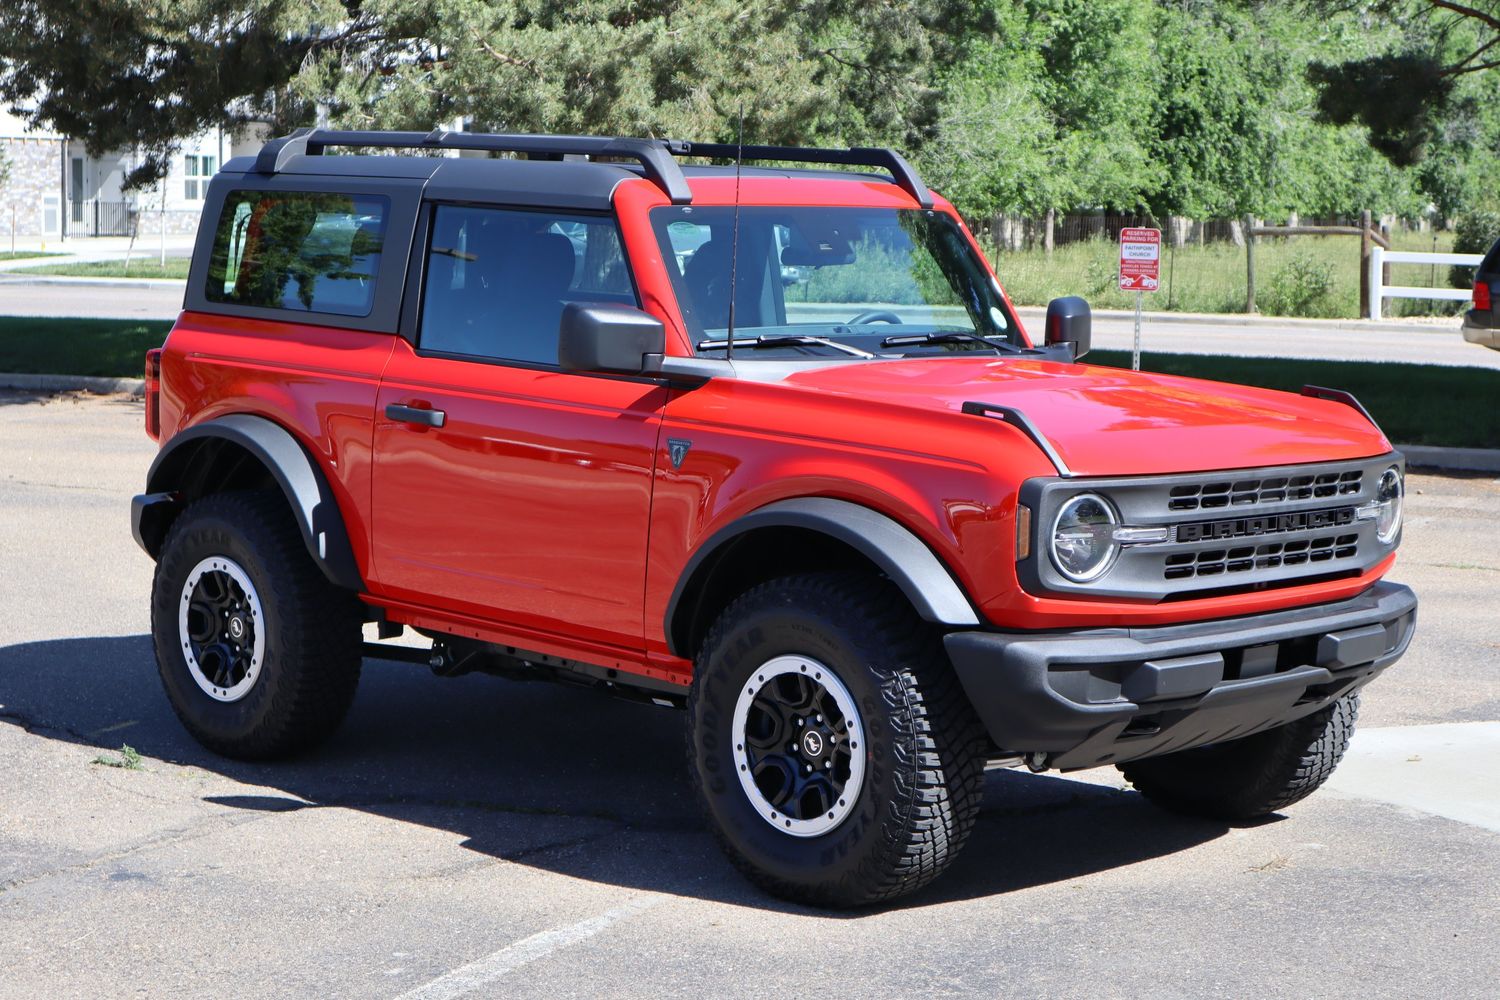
xmin=992 ymin=230 xmax=1460 ymax=321
xmin=1089 ymin=349 xmax=1500 ymax=449
xmin=0 ymin=316 xmax=171 ymax=378
xmin=13 ymin=257 xmax=191 ymax=280
xmin=0 ymin=251 xmax=64 ymax=262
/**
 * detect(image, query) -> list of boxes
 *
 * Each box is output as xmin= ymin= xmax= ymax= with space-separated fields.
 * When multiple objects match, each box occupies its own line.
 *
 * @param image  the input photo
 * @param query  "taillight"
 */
xmin=144 ymin=348 xmax=162 ymax=440
xmin=1474 ymin=280 xmax=1491 ymax=311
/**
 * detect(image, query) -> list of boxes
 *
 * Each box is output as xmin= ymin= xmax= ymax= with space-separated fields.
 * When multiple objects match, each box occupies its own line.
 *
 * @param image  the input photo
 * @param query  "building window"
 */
xmin=184 ymin=155 xmax=217 ymax=201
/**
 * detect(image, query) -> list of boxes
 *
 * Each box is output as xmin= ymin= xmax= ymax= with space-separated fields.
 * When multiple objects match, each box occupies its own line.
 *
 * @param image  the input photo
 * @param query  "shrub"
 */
xmin=1264 ymin=250 xmax=1338 ymax=318
xmin=1450 ymin=211 xmax=1500 ymax=287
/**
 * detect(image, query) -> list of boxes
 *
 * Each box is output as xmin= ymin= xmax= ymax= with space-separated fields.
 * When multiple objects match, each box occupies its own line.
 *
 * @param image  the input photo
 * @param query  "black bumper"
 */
xmin=131 ymin=491 xmax=178 ymax=558
xmin=944 ymin=581 xmax=1417 ymax=771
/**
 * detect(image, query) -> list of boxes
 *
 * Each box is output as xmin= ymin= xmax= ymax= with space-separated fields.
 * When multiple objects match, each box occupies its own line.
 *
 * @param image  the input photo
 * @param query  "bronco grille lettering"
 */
xmin=1177 ymin=506 xmax=1356 ymax=543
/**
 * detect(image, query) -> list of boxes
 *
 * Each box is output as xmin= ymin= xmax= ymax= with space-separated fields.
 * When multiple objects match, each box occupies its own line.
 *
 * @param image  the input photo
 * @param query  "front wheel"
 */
xmin=1118 ymin=693 xmax=1360 ymax=820
xmin=150 ymin=490 xmax=363 ymax=760
xmin=686 ymin=572 xmax=987 ymax=907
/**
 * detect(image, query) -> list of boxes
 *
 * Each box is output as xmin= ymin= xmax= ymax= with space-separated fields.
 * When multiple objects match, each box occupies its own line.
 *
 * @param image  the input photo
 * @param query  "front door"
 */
xmin=370 ymin=203 xmax=665 ymax=651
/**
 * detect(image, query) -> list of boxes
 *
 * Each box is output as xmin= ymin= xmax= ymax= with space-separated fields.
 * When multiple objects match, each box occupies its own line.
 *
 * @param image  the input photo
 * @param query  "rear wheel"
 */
xmin=687 ymin=572 xmax=987 ymax=907
xmin=150 ymin=490 xmax=362 ymax=759
xmin=1118 ymin=693 xmax=1359 ymax=820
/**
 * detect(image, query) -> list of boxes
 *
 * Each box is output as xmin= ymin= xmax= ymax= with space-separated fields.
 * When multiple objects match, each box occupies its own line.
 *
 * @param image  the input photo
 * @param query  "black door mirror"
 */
xmin=1044 ymin=296 xmax=1091 ymax=360
xmin=558 ymin=303 xmax=666 ymax=374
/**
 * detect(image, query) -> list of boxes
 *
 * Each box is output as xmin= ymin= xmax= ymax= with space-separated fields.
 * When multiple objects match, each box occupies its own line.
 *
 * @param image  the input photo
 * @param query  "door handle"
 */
xmin=385 ymin=403 xmax=446 ymax=428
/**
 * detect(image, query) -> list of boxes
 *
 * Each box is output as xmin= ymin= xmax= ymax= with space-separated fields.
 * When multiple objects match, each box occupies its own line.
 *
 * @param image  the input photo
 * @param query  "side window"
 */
xmin=205 ymin=190 xmax=389 ymax=317
xmin=418 ymin=205 xmax=636 ymax=364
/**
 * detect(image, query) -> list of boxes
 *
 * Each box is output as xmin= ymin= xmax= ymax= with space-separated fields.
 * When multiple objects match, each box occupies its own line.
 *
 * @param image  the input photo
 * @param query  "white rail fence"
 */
xmin=1367 ymin=246 xmax=1484 ymax=320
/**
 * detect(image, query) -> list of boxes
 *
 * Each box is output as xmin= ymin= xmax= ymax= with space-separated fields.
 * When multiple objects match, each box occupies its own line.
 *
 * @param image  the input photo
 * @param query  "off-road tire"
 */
xmin=1117 ymin=693 xmax=1360 ymax=821
xmin=687 ymin=571 xmax=988 ymax=907
xmin=150 ymin=490 xmax=362 ymax=759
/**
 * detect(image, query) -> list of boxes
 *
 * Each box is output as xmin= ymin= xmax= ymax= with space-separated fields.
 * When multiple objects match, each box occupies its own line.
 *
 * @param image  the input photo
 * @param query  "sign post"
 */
xmin=1118 ymin=227 xmax=1162 ymax=371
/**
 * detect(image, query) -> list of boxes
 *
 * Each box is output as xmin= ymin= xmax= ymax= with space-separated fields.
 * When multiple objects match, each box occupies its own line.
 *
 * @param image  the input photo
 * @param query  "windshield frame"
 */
xmin=648 ymin=206 xmax=1024 ymax=360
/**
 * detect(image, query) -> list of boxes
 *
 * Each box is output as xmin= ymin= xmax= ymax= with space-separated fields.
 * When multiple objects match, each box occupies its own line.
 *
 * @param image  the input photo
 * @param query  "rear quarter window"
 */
xmin=206 ymin=190 xmax=390 ymax=317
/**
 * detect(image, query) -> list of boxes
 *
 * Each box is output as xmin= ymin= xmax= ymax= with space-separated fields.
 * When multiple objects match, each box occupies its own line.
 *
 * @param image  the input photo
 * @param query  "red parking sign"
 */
xmin=1119 ymin=228 xmax=1161 ymax=292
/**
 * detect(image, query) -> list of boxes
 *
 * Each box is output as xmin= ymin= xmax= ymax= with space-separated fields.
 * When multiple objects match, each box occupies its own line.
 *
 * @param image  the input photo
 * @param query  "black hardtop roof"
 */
xmin=221 ymin=128 xmax=932 ymax=211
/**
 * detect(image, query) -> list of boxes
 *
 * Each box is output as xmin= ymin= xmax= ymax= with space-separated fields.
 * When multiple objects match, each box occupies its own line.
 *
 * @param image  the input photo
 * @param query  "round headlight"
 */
xmin=1050 ymin=493 xmax=1120 ymax=582
xmin=1375 ymin=466 xmax=1403 ymax=544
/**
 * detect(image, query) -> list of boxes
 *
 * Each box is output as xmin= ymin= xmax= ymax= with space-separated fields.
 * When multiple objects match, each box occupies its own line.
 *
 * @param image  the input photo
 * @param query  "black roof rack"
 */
xmin=251 ymin=128 xmax=933 ymax=208
xmin=675 ymin=142 xmax=932 ymax=209
xmin=252 ymin=128 xmax=695 ymax=204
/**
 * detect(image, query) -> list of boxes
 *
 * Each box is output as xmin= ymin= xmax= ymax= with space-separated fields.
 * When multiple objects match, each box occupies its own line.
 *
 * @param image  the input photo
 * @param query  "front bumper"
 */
xmin=944 ymin=581 xmax=1417 ymax=771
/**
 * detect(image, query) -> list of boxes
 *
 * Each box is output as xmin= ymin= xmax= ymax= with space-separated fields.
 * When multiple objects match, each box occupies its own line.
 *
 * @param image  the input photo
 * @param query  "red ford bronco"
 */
xmin=132 ymin=129 xmax=1416 ymax=907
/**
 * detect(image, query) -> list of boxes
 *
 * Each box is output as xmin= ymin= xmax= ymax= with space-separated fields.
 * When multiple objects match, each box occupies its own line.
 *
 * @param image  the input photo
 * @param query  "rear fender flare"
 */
xmin=138 ymin=413 xmax=363 ymax=591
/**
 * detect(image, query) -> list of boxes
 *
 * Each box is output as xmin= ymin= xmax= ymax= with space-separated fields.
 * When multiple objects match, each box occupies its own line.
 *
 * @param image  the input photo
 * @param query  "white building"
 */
xmin=0 ymin=107 xmax=266 ymax=241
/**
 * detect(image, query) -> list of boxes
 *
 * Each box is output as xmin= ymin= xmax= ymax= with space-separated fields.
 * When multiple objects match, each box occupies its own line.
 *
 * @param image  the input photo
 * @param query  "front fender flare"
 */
xmin=133 ymin=413 xmax=363 ymax=591
xmin=665 ymin=497 xmax=981 ymax=658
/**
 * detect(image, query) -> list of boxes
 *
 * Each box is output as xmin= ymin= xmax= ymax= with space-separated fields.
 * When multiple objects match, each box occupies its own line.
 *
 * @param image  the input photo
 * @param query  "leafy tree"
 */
xmin=925 ymin=0 xmax=1159 ymax=217
xmin=0 ymin=0 xmax=411 ymax=189
xmin=304 ymin=0 xmax=980 ymax=150
xmin=1 ymin=1 xmax=974 ymax=186
xmin=1303 ymin=0 xmax=1500 ymax=166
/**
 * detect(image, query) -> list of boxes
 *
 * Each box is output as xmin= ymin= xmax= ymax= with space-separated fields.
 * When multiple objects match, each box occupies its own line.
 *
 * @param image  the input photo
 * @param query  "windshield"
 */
xmin=650 ymin=207 xmax=1023 ymax=358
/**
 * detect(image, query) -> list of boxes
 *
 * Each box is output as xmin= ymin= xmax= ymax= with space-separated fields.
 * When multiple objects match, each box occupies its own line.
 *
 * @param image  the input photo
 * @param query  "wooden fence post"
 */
xmin=1359 ymin=209 xmax=1372 ymax=319
xmin=1044 ymin=208 xmax=1055 ymax=255
xmin=1244 ymin=214 xmax=1257 ymax=313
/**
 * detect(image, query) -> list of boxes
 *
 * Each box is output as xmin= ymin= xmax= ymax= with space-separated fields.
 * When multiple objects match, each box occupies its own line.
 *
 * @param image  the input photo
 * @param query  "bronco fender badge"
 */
xmin=667 ymin=438 xmax=692 ymax=470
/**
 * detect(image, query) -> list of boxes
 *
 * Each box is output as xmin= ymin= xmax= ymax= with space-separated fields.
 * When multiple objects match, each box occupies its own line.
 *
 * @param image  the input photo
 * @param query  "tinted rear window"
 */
xmin=206 ymin=190 xmax=389 ymax=317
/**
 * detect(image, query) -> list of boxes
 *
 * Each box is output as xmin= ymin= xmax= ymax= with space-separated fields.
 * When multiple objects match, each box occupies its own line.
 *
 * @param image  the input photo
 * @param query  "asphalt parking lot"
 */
xmin=2 ymin=391 xmax=1498 ymax=999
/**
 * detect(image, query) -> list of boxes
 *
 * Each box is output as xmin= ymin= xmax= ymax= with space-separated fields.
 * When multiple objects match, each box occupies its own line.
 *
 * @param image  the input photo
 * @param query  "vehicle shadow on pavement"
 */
xmin=0 ymin=635 xmax=1235 ymax=913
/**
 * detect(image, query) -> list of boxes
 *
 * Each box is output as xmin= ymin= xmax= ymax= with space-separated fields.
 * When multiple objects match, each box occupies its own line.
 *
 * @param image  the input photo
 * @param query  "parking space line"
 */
xmin=391 ymin=895 xmax=663 ymax=1000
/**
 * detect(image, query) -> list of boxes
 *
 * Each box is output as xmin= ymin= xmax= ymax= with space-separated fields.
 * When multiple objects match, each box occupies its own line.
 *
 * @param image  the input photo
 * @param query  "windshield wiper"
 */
xmin=697 ymin=335 xmax=877 ymax=359
xmin=880 ymin=331 xmax=1020 ymax=353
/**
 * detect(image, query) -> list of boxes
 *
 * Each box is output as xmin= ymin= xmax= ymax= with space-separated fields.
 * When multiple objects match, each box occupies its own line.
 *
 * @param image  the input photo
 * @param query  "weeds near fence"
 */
xmin=989 ymin=230 xmax=1460 ymax=319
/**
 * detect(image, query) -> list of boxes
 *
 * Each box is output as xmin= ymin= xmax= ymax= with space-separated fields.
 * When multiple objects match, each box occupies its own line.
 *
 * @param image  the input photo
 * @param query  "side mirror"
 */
xmin=1044 ymin=296 xmax=1091 ymax=360
xmin=558 ymin=303 xmax=666 ymax=375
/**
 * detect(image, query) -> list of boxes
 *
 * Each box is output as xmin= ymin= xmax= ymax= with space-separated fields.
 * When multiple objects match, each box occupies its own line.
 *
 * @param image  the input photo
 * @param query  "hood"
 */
xmin=778 ymin=357 xmax=1392 ymax=477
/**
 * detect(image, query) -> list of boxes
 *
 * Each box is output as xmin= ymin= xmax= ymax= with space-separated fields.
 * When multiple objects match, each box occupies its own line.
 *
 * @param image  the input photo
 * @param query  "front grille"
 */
xmin=1164 ymin=533 xmax=1360 ymax=580
xmin=1167 ymin=470 xmax=1362 ymax=511
xmin=1018 ymin=453 xmax=1399 ymax=602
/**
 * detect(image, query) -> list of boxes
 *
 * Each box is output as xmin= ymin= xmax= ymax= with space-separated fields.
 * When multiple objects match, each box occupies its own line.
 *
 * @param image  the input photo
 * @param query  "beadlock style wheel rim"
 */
xmin=178 ymin=556 xmax=265 ymax=703
xmin=731 ymin=656 xmax=866 ymax=838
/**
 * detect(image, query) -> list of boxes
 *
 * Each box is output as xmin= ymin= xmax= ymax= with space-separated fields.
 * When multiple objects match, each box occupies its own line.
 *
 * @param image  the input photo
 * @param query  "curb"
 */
xmin=0 ymin=274 xmax=185 ymax=290
xmin=0 ymin=373 xmax=144 ymax=396
xmin=1398 ymin=445 xmax=1500 ymax=474
xmin=1014 ymin=305 xmax=1451 ymax=336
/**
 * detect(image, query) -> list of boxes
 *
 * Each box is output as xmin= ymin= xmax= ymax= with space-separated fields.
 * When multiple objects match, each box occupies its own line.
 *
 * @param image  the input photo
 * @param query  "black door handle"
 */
xmin=385 ymin=403 xmax=446 ymax=428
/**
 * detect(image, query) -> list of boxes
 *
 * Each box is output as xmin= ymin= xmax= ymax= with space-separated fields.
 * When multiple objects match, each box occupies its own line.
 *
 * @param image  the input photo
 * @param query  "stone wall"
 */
xmin=132 ymin=207 xmax=203 ymax=237
xmin=0 ymin=137 xmax=63 ymax=238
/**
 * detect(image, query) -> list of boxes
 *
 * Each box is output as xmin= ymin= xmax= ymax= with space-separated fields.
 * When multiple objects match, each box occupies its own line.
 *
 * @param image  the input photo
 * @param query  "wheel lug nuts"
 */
xmin=796 ymin=718 xmax=804 ymax=727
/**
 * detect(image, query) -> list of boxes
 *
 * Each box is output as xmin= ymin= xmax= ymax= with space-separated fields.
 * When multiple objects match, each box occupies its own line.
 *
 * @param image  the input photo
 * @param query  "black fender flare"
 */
xmin=665 ymin=497 xmax=981 ymax=658
xmin=132 ymin=413 xmax=364 ymax=591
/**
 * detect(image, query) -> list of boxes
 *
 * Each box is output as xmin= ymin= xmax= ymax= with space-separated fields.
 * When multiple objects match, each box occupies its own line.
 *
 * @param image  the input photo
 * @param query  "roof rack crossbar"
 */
xmin=675 ymin=142 xmax=933 ymax=208
xmin=250 ymin=129 xmax=933 ymax=208
xmin=251 ymin=128 xmax=694 ymax=204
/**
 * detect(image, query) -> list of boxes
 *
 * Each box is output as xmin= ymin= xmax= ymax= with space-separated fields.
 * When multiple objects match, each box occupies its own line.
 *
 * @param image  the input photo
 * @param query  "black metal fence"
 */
xmin=66 ymin=200 xmax=138 ymax=238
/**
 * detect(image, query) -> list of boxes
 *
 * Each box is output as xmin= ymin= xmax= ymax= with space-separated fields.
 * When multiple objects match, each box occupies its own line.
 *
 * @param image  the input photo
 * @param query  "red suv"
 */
xmin=132 ymin=129 xmax=1416 ymax=906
